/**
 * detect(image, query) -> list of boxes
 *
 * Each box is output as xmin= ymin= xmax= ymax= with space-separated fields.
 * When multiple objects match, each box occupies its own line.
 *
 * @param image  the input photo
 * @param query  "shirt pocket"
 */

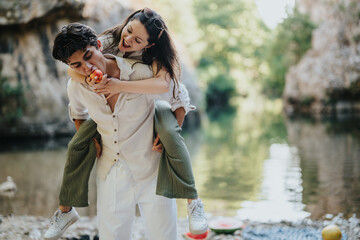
xmin=123 ymin=94 xmax=149 ymax=120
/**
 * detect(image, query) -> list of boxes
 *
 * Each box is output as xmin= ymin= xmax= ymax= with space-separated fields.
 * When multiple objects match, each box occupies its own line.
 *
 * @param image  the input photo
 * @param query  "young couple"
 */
xmin=45 ymin=8 xmax=208 ymax=240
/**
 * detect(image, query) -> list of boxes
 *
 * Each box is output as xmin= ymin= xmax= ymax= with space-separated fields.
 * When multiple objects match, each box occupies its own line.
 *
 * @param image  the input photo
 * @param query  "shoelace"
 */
xmin=50 ymin=209 xmax=63 ymax=227
xmin=190 ymin=201 xmax=205 ymax=220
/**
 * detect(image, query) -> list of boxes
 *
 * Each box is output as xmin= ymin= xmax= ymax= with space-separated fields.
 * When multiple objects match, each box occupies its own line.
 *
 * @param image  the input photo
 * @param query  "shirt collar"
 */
xmin=104 ymin=54 xmax=135 ymax=81
xmin=117 ymin=50 xmax=143 ymax=59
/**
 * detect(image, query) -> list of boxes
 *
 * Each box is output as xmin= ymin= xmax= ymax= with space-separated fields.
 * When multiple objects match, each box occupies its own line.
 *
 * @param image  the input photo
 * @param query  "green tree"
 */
xmin=264 ymin=7 xmax=316 ymax=98
xmin=0 ymin=72 xmax=26 ymax=125
xmin=193 ymin=0 xmax=269 ymax=111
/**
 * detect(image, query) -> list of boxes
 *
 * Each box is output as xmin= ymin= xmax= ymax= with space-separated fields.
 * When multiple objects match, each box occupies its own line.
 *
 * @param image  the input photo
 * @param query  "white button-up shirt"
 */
xmin=67 ymin=56 xmax=175 ymax=182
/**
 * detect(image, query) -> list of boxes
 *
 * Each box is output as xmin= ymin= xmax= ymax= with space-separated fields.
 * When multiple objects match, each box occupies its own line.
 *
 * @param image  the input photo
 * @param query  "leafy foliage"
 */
xmin=205 ymin=74 xmax=236 ymax=111
xmin=264 ymin=8 xmax=316 ymax=98
xmin=192 ymin=0 xmax=269 ymax=111
xmin=146 ymin=0 xmax=316 ymax=105
xmin=0 ymin=74 xmax=26 ymax=125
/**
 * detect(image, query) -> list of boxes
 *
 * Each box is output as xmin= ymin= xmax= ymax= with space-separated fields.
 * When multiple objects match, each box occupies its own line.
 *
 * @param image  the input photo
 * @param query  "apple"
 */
xmin=321 ymin=224 xmax=342 ymax=240
xmin=89 ymin=70 xmax=103 ymax=83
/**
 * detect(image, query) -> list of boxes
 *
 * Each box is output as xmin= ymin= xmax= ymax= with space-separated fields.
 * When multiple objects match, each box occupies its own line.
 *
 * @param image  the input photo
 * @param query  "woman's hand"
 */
xmin=152 ymin=134 xmax=163 ymax=153
xmin=85 ymin=74 xmax=108 ymax=88
xmin=93 ymin=77 xmax=123 ymax=100
xmin=68 ymin=67 xmax=86 ymax=83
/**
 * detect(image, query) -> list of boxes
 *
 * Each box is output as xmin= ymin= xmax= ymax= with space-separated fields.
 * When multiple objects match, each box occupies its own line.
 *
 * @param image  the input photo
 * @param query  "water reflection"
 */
xmin=187 ymin=100 xmax=289 ymax=218
xmin=187 ymin=104 xmax=360 ymax=221
xmin=236 ymin=144 xmax=310 ymax=222
xmin=1 ymin=103 xmax=360 ymax=222
xmin=0 ymin=145 xmax=97 ymax=218
xmin=286 ymin=116 xmax=360 ymax=219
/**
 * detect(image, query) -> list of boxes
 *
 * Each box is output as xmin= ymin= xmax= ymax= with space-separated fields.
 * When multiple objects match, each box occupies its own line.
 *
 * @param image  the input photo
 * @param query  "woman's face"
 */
xmin=118 ymin=19 xmax=152 ymax=53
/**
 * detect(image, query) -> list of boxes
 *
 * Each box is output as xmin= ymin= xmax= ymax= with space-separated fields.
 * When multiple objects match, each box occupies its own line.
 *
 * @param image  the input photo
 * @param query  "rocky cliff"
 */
xmin=283 ymin=0 xmax=360 ymax=116
xmin=0 ymin=0 xmax=200 ymax=138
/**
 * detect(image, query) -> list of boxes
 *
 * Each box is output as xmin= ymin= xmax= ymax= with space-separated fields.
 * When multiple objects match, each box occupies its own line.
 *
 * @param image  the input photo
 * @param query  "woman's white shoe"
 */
xmin=187 ymin=198 xmax=208 ymax=235
xmin=44 ymin=207 xmax=80 ymax=240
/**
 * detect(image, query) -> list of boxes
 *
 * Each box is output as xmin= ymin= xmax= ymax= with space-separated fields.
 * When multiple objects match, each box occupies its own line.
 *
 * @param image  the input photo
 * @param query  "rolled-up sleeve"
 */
xmin=67 ymin=79 xmax=89 ymax=122
xmin=123 ymin=58 xmax=196 ymax=115
xmin=161 ymin=81 xmax=196 ymax=115
xmin=98 ymin=34 xmax=114 ymax=51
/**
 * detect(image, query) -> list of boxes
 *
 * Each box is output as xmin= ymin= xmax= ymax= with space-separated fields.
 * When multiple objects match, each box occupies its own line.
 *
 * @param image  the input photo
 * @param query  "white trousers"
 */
xmin=97 ymin=162 xmax=178 ymax=240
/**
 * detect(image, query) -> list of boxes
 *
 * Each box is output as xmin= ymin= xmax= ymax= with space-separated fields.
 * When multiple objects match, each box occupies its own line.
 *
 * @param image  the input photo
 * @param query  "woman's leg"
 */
xmin=59 ymin=119 xmax=100 ymax=207
xmin=154 ymin=100 xmax=198 ymax=199
xmin=154 ymin=101 xmax=208 ymax=235
xmin=45 ymin=119 xmax=100 ymax=240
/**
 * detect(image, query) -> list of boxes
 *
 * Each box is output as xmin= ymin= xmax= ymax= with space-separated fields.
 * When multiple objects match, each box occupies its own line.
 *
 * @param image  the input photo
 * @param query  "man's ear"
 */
xmin=97 ymin=40 xmax=103 ymax=51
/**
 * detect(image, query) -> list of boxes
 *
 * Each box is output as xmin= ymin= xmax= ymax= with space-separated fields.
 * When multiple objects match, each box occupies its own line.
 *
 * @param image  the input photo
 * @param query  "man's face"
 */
xmin=68 ymin=44 xmax=106 ymax=77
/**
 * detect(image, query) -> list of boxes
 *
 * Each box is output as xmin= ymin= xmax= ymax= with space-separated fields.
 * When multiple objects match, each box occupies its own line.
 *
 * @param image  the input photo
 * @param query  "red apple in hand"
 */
xmin=89 ymin=70 xmax=103 ymax=83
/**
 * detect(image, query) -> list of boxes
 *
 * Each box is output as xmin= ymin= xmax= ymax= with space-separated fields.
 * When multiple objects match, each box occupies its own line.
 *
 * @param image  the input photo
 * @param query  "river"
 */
xmin=1 ymin=100 xmax=359 ymax=223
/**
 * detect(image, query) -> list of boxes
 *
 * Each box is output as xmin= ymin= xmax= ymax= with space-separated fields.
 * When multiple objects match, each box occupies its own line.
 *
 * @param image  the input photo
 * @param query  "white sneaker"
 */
xmin=44 ymin=208 xmax=80 ymax=240
xmin=187 ymin=198 xmax=208 ymax=235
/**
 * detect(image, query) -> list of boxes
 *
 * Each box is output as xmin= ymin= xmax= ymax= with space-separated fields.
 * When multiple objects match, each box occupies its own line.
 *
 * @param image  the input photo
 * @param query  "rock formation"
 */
xmin=0 ymin=0 xmax=200 ymax=138
xmin=283 ymin=0 xmax=360 ymax=115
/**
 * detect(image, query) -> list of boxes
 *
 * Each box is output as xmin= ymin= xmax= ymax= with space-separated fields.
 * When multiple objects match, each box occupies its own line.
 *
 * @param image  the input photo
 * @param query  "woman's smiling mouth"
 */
xmin=122 ymin=39 xmax=130 ymax=48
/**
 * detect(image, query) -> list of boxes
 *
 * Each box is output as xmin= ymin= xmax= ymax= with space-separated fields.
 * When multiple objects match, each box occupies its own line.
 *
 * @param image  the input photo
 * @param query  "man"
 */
xmin=51 ymin=23 xmax=178 ymax=240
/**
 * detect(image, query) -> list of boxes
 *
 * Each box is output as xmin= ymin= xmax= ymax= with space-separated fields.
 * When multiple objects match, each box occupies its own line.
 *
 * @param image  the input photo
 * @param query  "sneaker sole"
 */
xmin=189 ymin=225 xmax=208 ymax=235
xmin=44 ymin=216 xmax=79 ymax=240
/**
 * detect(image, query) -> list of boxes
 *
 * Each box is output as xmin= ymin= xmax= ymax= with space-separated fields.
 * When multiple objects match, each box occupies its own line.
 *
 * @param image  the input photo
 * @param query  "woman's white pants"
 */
xmin=97 ymin=162 xmax=178 ymax=240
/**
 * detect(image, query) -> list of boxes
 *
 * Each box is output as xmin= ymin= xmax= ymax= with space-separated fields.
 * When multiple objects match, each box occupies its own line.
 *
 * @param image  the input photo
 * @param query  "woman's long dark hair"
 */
xmin=100 ymin=8 xmax=180 ymax=87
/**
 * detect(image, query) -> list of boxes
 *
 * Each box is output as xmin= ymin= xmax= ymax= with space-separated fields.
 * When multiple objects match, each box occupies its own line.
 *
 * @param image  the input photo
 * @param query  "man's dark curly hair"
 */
xmin=52 ymin=23 xmax=98 ymax=64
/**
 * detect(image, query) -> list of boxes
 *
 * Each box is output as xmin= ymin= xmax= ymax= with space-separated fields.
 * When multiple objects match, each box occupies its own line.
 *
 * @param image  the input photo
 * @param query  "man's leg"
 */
xmin=154 ymin=100 xmax=198 ymax=199
xmin=138 ymin=181 xmax=178 ymax=240
xmin=97 ymin=162 xmax=136 ymax=240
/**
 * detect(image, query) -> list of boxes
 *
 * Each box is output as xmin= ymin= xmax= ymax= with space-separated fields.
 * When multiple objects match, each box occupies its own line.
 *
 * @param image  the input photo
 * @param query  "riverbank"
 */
xmin=0 ymin=214 xmax=359 ymax=240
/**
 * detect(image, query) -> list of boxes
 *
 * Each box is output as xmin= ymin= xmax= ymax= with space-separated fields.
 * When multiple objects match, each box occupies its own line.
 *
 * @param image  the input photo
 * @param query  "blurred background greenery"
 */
xmin=1 ymin=0 xmax=360 ymax=223
xmin=0 ymin=0 xmax=319 ymax=125
xmin=136 ymin=0 xmax=315 ymax=111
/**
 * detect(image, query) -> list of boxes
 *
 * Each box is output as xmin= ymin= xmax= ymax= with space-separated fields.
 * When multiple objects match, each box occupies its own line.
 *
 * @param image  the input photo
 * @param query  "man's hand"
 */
xmin=74 ymin=119 xmax=85 ymax=131
xmin=93 ymin=138 xmax=102 ymax=158
xmin=152 ymin=134 xmax=163 ymax=153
